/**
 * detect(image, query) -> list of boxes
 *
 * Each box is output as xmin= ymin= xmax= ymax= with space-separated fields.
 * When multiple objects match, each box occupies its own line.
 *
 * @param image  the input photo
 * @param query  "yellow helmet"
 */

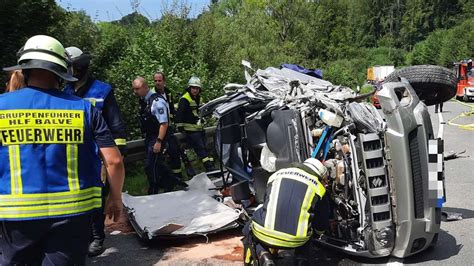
xmin=3 ymin=35 xmax=76 ymax=81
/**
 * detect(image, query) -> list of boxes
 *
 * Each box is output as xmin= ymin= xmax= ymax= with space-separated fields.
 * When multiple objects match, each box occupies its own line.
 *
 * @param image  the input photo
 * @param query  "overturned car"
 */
xmin=200 ymin=63 xmax=455 ymax=258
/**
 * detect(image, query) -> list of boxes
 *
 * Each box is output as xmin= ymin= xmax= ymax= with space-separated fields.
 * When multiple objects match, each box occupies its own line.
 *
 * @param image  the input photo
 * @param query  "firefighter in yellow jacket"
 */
xmin=242 ymin=158 xmax=328 ymax=265
xmin=176 ymin=76 xmax=215 ymax=172
xmin=0 ymin=35 xmax=125 ymax=264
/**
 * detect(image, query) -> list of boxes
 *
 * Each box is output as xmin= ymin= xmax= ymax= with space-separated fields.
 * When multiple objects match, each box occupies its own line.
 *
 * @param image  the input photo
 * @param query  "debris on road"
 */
xmin=123 ymin=173 xmax=241 ymax=240
xmin=442 ymin=211 xmax=463 ymax=221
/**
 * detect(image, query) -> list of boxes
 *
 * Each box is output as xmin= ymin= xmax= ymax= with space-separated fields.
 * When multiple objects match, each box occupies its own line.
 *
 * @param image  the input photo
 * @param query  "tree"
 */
xmin=0 ymin=0 xmax=65 ymax=74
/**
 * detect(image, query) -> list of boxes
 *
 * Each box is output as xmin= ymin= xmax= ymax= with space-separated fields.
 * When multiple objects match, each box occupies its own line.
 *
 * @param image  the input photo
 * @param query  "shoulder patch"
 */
xmin=158 ymin=108 xmax=165 ymax=114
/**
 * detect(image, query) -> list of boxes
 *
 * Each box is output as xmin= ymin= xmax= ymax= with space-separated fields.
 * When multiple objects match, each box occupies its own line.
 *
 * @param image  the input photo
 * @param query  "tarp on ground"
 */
xmin=123 ymin=173 xmax=241 ymax=240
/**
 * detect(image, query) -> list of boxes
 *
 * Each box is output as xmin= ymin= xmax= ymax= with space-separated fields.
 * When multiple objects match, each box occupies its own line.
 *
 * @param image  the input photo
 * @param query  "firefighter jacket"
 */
xmin=64 ymin=78 xmax=127 ymax=148
xmin=0 ymin=87 xmax=103 ymax=220
xmin=176 ymin=92 xmax=203 ymax=132
xmin=251 ymin=167 xmax=326 ymax=248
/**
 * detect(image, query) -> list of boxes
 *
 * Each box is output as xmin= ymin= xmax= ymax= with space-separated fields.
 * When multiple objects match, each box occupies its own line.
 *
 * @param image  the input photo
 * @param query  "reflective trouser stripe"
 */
xmin=245 ymin=248 xmax=252 ymax=263
xmin=296 ymin=187 xmax=316 ymax=237
xmin=8 ymin=145 xmax=22 ymax=195
xmin=171 ymin=168 xmax=182 ymax=174
xmin=114 ymin=138 xmax=127 ymax=146
xmin=0 ymin=187 xmax=102 ymax=206
xmin=264 ymin=178 xmax=282 ymax=229
xmin=182 ymin=124 xmax=204 ymax=131
xmin=66 ymin=144 xmax=80 ymax=191
xmin=202 ymin=157 xmax=214 ymax=163
xmin=0 ymin=197 xmax=102 ymax=219
xmin=251 ymin=222 xmax=308 ymax=248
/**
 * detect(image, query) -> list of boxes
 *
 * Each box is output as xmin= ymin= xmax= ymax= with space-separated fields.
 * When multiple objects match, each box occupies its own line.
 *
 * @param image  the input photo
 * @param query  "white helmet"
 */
xmin=188 ymin=76 xmax=202 ymax=88
xmin=3 ymin=35 xmax=76 ymax=81
xmin=303 ymin=158 xmax=327 ymax=178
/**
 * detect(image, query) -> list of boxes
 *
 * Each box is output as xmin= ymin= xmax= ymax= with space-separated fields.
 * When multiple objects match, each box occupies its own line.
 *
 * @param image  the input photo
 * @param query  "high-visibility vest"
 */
xmin=251 ymin=168 xmax=326 ymax=248
xmin=0 ymin=87 xmax=103 ymax=221
xmin=64 ymin=80 xmax=126 ymax=146
xmin=176 ymin=92 xmax=203 ymax=131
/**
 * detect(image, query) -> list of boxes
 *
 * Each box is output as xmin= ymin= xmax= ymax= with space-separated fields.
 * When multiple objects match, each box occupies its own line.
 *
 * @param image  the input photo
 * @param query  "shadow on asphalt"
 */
xmin=305 ymin=229 xmax=461 ymax=265
xmin=87 ymin=228 xmax=244 ymax=265
xmin=87 ymin=234 xmax=166 ymax=265
xmin=404 ymin=229 xmax=462 ymax=264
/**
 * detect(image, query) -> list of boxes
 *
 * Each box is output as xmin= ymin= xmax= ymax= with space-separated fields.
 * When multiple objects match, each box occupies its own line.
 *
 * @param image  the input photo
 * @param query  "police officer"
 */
xmin=0 ymin=35 xmax=125 ymax=264
xmin=63 ymin=46 xmax=127 ymax=256
xmin=133 ymin=77 xmax=184 ymax=194
xmin=242 ymin=158 xmax=328 ymax=265
xmin=153 ymin=71 xmax=188 ymax=180
xmin=176 ymin=76 xmax=215 ymax=172
xmin=154 ymin=72 xmax=197 ymax=178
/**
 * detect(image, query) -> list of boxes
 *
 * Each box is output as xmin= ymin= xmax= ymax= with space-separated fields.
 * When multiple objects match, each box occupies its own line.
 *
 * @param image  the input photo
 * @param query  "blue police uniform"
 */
xmin=0 ymin=87 xmax=115 ymax=264
xmin=139 ymin=90 xmax=182 ymax=194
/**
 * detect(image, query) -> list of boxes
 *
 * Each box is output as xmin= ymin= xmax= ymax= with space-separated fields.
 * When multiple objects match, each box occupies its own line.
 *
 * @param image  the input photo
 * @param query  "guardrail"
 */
xmin=124 ymin=126 xmax=217 ymax=163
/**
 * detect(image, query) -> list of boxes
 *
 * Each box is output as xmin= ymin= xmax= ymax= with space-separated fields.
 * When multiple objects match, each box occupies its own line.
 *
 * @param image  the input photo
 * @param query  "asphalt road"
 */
xmin=89 ymin=100 xmax=474 ymax=265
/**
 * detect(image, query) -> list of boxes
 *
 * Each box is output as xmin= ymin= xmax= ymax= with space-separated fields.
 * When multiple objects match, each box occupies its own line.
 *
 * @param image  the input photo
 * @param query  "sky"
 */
xmin=56 ymin=0 xmax=210 ymax=22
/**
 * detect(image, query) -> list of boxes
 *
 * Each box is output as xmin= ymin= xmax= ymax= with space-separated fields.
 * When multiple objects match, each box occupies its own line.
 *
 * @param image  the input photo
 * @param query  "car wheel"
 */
xmin=463 ymin=94 xmax=469 ymax=102
xmin=383 ymin=65 xmax=457 ymax=106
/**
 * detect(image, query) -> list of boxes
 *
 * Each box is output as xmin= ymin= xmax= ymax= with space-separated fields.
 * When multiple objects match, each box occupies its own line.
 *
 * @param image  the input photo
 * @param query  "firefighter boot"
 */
xmin=88 ymin=239 xmax=105 ymax=257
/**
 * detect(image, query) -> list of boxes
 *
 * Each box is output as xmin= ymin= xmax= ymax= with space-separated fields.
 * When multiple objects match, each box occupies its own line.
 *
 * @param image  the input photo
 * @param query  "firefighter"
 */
xmin=133 ymin=77 xmax=185 ymax=194
xmin=0 ymin=35 xmax=124 ymax=264
xmin=242 ymin=158 xmax=328 ymax=265
xmin=63 ymin=46 xmax=127 ymax=257
xmin=176 ymin=76 xmax=215 ymax=172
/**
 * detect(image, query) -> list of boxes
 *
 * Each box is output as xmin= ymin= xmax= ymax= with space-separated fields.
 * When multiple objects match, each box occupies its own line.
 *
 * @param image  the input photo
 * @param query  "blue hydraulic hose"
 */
xmin=311 ymin=127 xmax=330 ymax=158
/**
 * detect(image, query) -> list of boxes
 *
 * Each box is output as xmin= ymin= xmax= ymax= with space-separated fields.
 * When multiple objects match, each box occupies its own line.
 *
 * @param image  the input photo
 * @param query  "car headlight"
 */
xmin=366 ymin=226 xmax=394 ymax=256
xmin=467 ymin=87 xmax=474 ymax=93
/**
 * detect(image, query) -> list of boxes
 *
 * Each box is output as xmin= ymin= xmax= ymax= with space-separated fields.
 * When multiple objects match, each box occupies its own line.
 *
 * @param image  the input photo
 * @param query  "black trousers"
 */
xmin=90 ymin=184 xmax=108 ymax=242
xmin=165 ymin=132 xmax=183 ymax=178
xmin=145 ymin=135 xmax=181 ymax=194
xmin=0 ymin=214 xmax=91 ymax=265
xmin=185 ymin=130 xmax=214 ymax=171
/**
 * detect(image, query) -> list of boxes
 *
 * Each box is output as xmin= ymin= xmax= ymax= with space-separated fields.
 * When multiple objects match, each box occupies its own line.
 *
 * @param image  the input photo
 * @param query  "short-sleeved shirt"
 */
xmin=148 ymin=93 xmax=170 ymax=124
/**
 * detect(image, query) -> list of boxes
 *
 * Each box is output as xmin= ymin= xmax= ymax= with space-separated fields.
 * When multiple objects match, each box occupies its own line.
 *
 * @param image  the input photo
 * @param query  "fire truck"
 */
xmin=454 ymin=60 xmax=473 ymax=101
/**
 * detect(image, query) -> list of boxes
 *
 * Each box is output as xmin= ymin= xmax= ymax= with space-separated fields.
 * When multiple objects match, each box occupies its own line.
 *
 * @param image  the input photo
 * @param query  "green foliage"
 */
xmin=0 ymin=0 xmax=65 ymax=83
xmin=2 ymin=0 xmax=473 ymax=136
xmin=408 ymin=18 xmax=474 ymax=66
xmin=59 ymin=11 xmax=99 ymax=52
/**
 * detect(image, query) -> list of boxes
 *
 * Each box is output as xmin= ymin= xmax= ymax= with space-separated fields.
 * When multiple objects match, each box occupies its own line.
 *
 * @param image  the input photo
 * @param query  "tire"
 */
xmin=463 ymin=93 xmax=469 ymax=102
xmin=383 ymin=65 xmax=457 ymax=106
xmin=428 ymin=233 xmax=439 ymax=249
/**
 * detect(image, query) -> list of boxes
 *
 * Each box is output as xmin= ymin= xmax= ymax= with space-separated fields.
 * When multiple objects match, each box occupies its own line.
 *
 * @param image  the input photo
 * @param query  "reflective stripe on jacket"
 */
xmin=176 ymin=92 xmax=203 ymax=131
xmin=64 ymin=80 xmax=112 ymax=110
xmin=0 ymin=87 xmax=102 ymax=221
xmin=251 ymin=168 xmax=326 ymax=248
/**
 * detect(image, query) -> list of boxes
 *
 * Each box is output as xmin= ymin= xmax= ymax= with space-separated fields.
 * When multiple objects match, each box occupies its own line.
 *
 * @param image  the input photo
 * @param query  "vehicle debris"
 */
xmin=200 ymin=63 xmax=455 ymax=258
xmin=123 ymin=173 xmax=241 ymax=240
